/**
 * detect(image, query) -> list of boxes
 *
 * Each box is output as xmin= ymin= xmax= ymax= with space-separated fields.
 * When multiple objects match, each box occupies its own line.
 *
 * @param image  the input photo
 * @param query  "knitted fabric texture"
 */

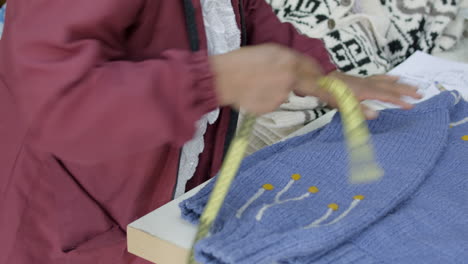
xmin=180 ymin=92 xmax=467 ymax=264
xmin=305 ymin=92 xmax=468 ymax=264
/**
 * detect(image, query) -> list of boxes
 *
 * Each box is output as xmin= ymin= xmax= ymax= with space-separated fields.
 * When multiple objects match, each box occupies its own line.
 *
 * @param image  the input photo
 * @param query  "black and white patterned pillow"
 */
xmin=266 ymin=0 xmax=462 ymax=76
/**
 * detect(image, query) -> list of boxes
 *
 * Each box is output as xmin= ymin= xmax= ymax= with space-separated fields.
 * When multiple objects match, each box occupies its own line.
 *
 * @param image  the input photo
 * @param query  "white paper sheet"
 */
xmin=371 ymin=51 xmax=468 ymax=108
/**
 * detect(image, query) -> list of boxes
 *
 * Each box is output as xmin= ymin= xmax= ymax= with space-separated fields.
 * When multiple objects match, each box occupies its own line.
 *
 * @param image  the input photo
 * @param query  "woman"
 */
xmin=0 ymin=0 xmax=419 ymax=263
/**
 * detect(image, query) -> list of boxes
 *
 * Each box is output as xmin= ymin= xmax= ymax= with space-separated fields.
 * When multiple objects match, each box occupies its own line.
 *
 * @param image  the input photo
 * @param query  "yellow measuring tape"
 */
xmin=187 ymin=77 xmax=383 ymax=264
xmin=317 ymin=77 xmax=383 ymax=183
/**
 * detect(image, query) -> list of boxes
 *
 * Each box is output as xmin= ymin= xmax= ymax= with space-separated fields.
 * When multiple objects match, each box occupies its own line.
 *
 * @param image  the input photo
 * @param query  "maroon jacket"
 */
xmin=0 ymin=0 xmax=335 ymax=263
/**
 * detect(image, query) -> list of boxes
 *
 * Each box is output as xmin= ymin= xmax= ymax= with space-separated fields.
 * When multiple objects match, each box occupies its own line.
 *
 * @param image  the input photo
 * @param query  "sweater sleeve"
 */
xmin=242 ymin=0 xmax=336 ymax=74
xmin=1 ymin=0 xmax=218 ymax=163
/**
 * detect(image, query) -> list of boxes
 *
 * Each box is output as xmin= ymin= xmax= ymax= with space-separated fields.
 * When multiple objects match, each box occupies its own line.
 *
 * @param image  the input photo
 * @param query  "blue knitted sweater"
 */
xmin=180 ymin=92 xmax=468 ymax=264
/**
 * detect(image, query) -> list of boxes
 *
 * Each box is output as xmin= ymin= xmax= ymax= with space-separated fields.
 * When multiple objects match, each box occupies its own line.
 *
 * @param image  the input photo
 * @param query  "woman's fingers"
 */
xmin=361 ymin=104 xmax=379 ymax=120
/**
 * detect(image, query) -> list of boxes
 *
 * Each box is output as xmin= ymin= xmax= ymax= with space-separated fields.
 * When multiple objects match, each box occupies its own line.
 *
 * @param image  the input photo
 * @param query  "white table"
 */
xmin=127 ymin=181 xmax=209 ymax=264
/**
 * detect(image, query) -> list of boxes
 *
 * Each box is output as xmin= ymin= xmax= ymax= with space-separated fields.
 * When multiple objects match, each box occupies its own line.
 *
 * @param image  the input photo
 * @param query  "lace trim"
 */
xmin=175 ymin=0 xmax=241 ymax=198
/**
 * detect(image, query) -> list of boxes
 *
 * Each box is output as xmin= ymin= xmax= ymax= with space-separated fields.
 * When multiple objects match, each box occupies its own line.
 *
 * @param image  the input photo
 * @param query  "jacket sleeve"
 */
xmin=2 ymin=0 xmax=219 ymax=163
xmin=242 ymin=0 xmax=336 ymax=74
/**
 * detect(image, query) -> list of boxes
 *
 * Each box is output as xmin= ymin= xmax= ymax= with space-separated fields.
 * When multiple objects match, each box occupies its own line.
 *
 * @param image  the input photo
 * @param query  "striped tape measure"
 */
xmin=187 ymin=77 xmax=383 ymax=264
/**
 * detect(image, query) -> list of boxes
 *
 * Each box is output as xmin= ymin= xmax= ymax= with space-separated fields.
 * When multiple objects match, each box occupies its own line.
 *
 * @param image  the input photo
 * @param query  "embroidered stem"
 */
xmin=256 ymin=182 xmax=319 ymax=221
xmin=450 ymin=117 xmax=468 ymax=128
xmin=450 ymin=91 xmax=462 ymax=105
xmin=252 ymin=174 xmax=301 ymax=220
xmin=275 ymin=179 xmax=295 ymax=202
xmin=303 ymin=203 xmax=338 ymax=229
xmin=236 ymin=184 xmax=274 ymax=219
xmin=256 ymin=193 xmax=311 ymax=221
xmin=254 ymin=175 xmax=303 ymax=221
xmin=325 ymin=195 xmax=364 ymax=226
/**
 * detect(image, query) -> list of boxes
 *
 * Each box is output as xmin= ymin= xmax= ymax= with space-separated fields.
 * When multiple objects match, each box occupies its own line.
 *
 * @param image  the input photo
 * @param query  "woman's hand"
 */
xmin=312 ymin=71 xmax=422 ymax=119
xmin=210 ymin=44 xmax=323 ymax=115
xmin=211 ymin=44 xmax=421 ymax=119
